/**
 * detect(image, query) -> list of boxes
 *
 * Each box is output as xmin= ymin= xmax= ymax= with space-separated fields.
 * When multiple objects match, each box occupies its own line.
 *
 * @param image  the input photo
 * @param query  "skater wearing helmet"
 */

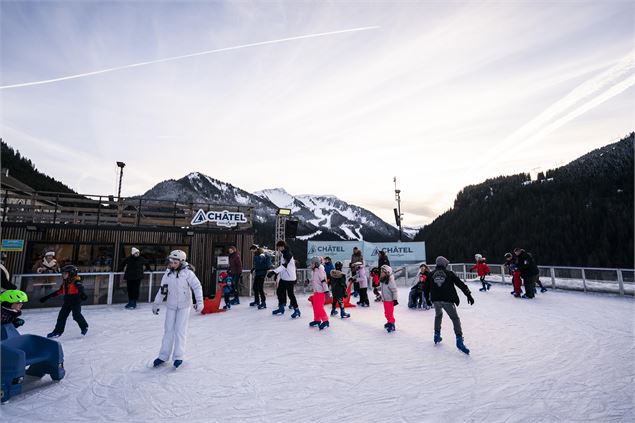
xmin=424 ymin=256 xmax=474 ymax=354
xmin=380 ymin=265 xmax=398 ymax=332
xmin=152 ymin=250 xmax=203 ymax=369
xmin=329 ymin=262 xmax=350 ymax=318
xmin=308 ymin=257 xmax=330 ymax=330
xmin=471 ymin=254 xmax=492 ymax=292
xmin=1 ymin=290 xmax=28 ymax=328
xmin=40 ymin=265 xmax=89 ymax=338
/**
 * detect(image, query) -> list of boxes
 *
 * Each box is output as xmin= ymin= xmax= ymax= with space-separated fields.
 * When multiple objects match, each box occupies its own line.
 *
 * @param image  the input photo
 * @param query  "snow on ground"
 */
xmin=2 ymin=284 xmax=634 ymax=423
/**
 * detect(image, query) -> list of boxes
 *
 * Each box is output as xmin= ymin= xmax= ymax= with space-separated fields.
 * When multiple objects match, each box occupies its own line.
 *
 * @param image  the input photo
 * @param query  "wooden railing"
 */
xmin=0 ymin=189 xmax=253 ymax=229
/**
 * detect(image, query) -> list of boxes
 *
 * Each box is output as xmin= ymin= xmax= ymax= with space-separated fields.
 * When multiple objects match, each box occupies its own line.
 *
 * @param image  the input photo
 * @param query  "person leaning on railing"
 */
xmin=119 ymin=247 xmax=152 ymax=310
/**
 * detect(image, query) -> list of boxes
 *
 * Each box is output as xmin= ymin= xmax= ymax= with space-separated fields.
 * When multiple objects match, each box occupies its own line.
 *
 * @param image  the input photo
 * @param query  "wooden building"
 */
xmin=1 ymin=187 xmax=254 ymax=295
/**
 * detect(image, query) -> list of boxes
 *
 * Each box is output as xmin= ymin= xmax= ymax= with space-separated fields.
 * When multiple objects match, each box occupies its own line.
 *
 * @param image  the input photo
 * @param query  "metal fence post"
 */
xmin=148 ymin=273 xmax=154 ymax=303
xmin=462 ymin=264 xmax=467 ymax=280
xmin=550 ymin=267 xmax=556 ymax=289
xmin=581 ymin=268 xmax=587 ymax=293
xmin=107 ymin=273 xmax=114 ymax=305
xmin=616 ymin=269 xmax=624 ymax=296
xmin=14 ymin=275 xmax=22 ymax=290
xmin=500 ymin=265 xmax=506 ymax=284
xmin=405 ymin=266 xmax=409 ymax=286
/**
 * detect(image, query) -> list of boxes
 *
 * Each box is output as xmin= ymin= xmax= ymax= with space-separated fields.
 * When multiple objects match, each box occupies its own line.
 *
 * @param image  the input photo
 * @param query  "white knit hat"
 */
xmin=45 ymin=251 xmax=55 ymax=257
xmin=131 ymin=247 xmax=140 ymax=255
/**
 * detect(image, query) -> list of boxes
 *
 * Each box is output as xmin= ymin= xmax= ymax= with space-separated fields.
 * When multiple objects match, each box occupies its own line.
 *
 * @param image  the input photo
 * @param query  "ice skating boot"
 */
xmin=319 ymin=321 xmax=330 ymax=330
xmin=309 ymin=320 xmax=320 ymax=327
xmin=330 ymin=308 xmax=338 ymax=316
xmin=258 ymin=302 xmax=267 ymax=310
xmin=124 ymin=301 xmax=133 ymax=309
xmin=173 ymin=360 xmax=183 ymax=368
xmin=249 ymin=301 xmax=260 ymax=307
xmin=153 ymin=358 xmax=165 ymax=367
xmin=541 ymin=287 xmax=548 ymax=293
xmin=340 ymin=308 xmax=350 ymax=319
xmin=288 ymin=304 xmax=293 ymax=310
xmin=386 ymin=323 xmax=396 ymax=333
xmin=272 ymin=305 xmax=285 ymax=315
xmin=456 ymin=336 xmax=470 ymax=355
xmin=384 ymin=322 xmax=390 ymax=328
xmin=486 ymin=283 xmax=492 ymax=290
xmin=223 ymin=304 xmax=231 ymax=310
xmin=230 ymin=298 xmax=240 ymax=305
xmin=479 ymin=287 xmax=486 ymax=292
xmin=291 ymin=308 xmax=301 ymax=319
xmin=131 ymin=300 xmax=137 ymax=309
xmin=434 ymin=331 xmax=442 ymax=344
xmin=47 ymin=332 xmax=61 ymax=338
xmin=81 ymin=327 xmax=88 ymax=336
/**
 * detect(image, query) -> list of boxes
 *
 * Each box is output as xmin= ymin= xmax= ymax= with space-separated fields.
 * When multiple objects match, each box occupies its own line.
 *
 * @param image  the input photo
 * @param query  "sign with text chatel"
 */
xmin=191 ymin=209 xmax=248 ymax=228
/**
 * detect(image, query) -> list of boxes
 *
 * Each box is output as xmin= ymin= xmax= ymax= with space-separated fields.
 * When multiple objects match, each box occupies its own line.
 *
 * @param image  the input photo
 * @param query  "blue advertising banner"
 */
xmin=1 ymin=239 xmax=24 ymax=252
xmin=307 ymin=241 xmax=426 ymax=265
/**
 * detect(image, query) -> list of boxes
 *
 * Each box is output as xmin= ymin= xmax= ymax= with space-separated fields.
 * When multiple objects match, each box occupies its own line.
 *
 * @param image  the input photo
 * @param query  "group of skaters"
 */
xmin=0 ymin=243 xmax=550 ymax=369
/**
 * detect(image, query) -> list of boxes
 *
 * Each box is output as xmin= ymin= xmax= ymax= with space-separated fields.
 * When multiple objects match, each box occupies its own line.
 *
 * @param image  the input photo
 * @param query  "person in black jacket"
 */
xmin=40 ymin=265 xmax=89 ymax=338
xmin=119 ymin=247 xmax=151 ymax=309
xmin=514 ymin=248 xmax=540 ymax=299
xmin=378 ymin=250 xmax=390 ymax=268
xmin=424 ymin=256 xmax=474 ymax=354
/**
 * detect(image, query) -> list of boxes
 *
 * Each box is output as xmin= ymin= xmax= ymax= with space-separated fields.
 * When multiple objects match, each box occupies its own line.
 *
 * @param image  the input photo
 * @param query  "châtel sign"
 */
xmin=191 ymin=209 xmax=248 ymax=228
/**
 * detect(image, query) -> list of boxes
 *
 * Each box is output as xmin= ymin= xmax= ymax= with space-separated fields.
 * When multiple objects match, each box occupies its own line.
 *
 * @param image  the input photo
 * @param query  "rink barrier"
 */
xmin=12 ymin=263 xmax=634 ymax=308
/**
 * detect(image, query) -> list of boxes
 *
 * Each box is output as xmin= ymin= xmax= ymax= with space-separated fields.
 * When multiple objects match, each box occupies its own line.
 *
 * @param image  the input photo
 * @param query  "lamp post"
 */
xmin=116 ymin=162 xmax=126 ymax=199
xmin=394 ymin=176 xmax=403 ymax=242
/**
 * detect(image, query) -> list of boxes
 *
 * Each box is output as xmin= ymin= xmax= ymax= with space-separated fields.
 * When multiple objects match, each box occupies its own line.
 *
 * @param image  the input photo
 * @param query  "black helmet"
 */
xmin=61 ymin=264 xmax=79 ymax=278
xmin=335 ymin=261 xmax=343 ymax=271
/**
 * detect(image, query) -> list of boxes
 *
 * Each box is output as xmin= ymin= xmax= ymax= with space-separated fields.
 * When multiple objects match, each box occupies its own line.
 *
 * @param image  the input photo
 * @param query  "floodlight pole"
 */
xmin=116 ymin=162 xmax=126 ymax=199
xmin=394 ymin=176 xmax=403 ymax=242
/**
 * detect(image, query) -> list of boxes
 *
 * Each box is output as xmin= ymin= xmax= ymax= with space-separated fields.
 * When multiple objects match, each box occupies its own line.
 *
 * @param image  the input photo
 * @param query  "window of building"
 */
xmin=76 ymin=244 xmax=114 ymax=272
xmin=26 ymin=243 xmax=74 ymax=273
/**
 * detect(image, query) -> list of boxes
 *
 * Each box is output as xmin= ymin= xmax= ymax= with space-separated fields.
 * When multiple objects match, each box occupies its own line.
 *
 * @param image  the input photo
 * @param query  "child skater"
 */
xmin=1 ymin=290 xmax=28 ymax=328
xmin=308 ymin=257 xmax=330 ymax=330
xmin=353 ymin=262 xmax=370 ymax=307
xmin=424 ymin=256 xmax=475 ymax=354
xmin=40 ymin=264 xmax=89 ymax=338
xmin=471 ymin=254 xmax=492 ymax=292
xmin=504 ymin=253 xmax=523 ymax=297
xmin=370 ymin=267 xmax=382 ymax=302
xmin=329 ymin=262 xmax=350 ymax=318
xmin=152 ymin=250 xmax=203 ymax=368
xmin=380 ymin=265 xmax=398 ymax=333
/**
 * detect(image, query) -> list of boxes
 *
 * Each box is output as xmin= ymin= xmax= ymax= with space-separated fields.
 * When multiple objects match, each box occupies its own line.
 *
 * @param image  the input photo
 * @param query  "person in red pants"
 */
xmin=380 ymin=265 xmax=398 ymax=333
xmin=504 ymin=253 xmax=523 ymax=297
xmin=308 ymin=256 xmax=330 ymax=330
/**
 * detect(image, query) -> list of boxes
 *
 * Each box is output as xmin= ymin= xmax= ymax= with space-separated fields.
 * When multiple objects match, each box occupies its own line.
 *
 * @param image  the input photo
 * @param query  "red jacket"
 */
xmin=470 ymin=262 xmax=490 ymax=277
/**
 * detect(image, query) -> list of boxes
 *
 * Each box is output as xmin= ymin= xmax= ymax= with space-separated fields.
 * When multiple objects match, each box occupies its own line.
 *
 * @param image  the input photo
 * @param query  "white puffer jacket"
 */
xmin=153 ymin=265 xmax=203 ymax=310
xmin=274 ymin=250 xmax=297 ymax=282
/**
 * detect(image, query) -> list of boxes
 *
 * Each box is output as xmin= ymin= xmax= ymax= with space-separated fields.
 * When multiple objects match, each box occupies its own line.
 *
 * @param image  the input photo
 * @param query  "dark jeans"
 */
xmin=434 ymin=301 xmax=463 ymax=337
xmin=126 ymin=279 xmax=141 ymax=301
xmin=223 ymin=292 xmax=231 ymax=306
xmin=277 ymin=280 xmax=298 ymax=309
xmin=359 ymin=288 xmax=369 ymax=305
xmin=54 ymin=302 xmax=88 ymax=334
xmin=524 ymin=275 xmax=538 ymax=298
xmin=231 ymin=274 xmax=242 ymax=300
xmin=353 ymin=282 xmax=360 ymax=295
xmin=253 ymin=275 xmax=266 ymax=304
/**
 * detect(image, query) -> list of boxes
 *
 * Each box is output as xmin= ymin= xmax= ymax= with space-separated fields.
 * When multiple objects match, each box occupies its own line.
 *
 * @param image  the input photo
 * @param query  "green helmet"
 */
xmin=0 ymin=289 xmax=29 ymax=304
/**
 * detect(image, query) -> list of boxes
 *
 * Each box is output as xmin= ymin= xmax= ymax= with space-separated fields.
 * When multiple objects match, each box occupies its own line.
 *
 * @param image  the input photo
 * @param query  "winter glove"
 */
xmin=152 ymin=304 xmax=160 ymax=315
xmin=80 ymin=293 xmax=88 ymax=301
xmin=194 ymin=302 xmax=204 ymax=313
xmin=393 ymin=300 xmax=399 ymax=306
xmin=13 ymin=318 xmax=24 ymax=328
xmin=266 ymin=271 xmax=277 ymax=279
xmin=466 ymin=293 xmax=475 ymax=305
xmin=39 ymin=294 xmax=51 ymax=303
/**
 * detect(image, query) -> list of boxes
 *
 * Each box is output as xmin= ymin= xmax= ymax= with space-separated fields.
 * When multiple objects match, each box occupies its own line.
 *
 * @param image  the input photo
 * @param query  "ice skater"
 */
xmin=40 ymin=265 xmax=89 ymax=338
xmin=504 ymin=253 xmax=523 ymax=297
xmin=250 ymin=245 xmax=272 ymax=309
xmin=329 ymin=262 xmax=350 ymax=318
xmin=308 ymin=257 xmax=330 ymax=330
xmin=409 ymin=264 xmax=431 ymax=309
xmin=353 ymin=262 xmax=370 ymax=307
xmin=424 ymin=256 xmax=474 ymax=354
xmin=268 ymin=240 xmax=301 ymax=319
xmin=152 ymin=250 xmax=203 ymax=368
xmin=471 ymin=254 xmax=492 ymax=292
xmin=380 ymin=265 xmax=398 ymax=333
xmin=1 ymin=290 xmax=28 ymax=328
xmin=370 ymin=267 xmax=382 ymax=302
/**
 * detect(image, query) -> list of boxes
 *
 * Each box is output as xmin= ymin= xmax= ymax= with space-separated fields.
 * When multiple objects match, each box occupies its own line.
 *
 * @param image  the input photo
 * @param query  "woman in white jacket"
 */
xmin=152 ymin=250 xmax=203 ymax=368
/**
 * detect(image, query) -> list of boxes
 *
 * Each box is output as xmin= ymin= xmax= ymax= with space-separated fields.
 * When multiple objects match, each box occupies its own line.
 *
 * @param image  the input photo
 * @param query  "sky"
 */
xmin=1 ymin=0 xmax=634 ymax=226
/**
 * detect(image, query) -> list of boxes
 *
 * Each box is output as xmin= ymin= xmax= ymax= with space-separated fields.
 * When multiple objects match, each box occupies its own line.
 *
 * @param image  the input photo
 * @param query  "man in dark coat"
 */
xmin=514 ymin=248 xmax=539 ymax=299
xmin=228 ymin=246 xmax=243 ymax=305
xmin=424 ymin=256 xmax=474 ymax=354
xmin=119 ymin=247 xmax=151 ymax=309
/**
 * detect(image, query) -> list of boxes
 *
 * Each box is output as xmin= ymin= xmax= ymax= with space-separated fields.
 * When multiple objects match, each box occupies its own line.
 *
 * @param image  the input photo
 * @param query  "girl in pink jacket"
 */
xmin=309 ymin=257 xmax=330 ymax=330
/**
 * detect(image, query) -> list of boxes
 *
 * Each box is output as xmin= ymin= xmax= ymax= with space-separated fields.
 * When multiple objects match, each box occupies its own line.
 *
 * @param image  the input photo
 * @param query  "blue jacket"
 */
xmin=253 ymin=252 xmax=273 ymax=277
xmin=324 ymin=262 xmax=335 ymax=278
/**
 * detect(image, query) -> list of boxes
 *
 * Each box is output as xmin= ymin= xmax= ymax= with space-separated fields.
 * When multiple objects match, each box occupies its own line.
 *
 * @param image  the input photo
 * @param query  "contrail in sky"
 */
xmin=0 ymin=26 xmax=379 ymax=90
